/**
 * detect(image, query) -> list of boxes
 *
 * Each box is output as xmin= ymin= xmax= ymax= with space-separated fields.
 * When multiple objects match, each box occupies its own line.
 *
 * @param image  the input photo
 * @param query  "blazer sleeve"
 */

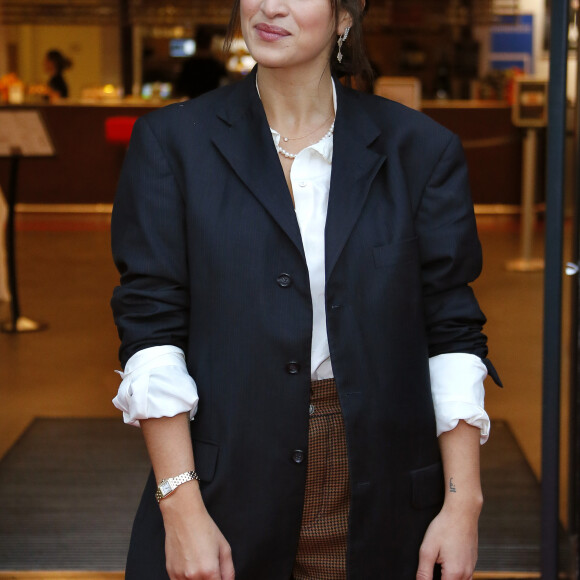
xmin=414 ymin=132 xmax=501 ymax=386
xmin=110 ymin=115 xmax=190 ymax=368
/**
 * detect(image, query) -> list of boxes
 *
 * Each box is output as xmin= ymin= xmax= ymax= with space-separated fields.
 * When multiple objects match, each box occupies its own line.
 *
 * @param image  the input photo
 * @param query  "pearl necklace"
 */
xmin=276 ymin=121 xmax=335 ymax=159
xmin=255 ymin=73 xmax=335 ymax=160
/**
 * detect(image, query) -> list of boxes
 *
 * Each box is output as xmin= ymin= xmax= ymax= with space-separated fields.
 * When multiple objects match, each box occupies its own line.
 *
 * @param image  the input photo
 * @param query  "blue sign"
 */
xmin=489 ymin=14 xmax=534 ymax=73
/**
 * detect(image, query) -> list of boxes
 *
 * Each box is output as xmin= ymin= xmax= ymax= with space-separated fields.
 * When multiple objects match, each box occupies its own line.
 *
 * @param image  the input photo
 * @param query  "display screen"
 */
xmin=169 ymin=39 xmax=196 ymax=58
xmin=141 ymin=83 xmax=173 ymax=100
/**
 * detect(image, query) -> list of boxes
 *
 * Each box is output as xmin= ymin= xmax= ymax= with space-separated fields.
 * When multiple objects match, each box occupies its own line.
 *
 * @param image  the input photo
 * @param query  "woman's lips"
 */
xmin=255 ymin=23 xmax=291 ymax=42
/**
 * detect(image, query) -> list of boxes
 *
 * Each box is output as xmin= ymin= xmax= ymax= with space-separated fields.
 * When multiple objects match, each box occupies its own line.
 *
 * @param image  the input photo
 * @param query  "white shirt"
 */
xmin=281 ymin=124 xmax=334 ymax=380
xmin=113 ymin=81 xmax=490 ymax=444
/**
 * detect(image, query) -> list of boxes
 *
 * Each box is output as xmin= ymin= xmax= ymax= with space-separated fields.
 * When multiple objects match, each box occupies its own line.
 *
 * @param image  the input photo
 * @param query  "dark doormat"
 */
xmin=0 ymin=418 xmax=564 ymax=573
xmin=477 ymin=420 xmax=567 ymax=573
xmin=0 ymin=418 xmax=149 ymax=571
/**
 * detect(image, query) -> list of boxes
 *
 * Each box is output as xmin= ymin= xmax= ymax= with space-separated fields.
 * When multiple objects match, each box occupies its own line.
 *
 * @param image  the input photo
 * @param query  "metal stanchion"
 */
xmin=1 ymin=147 xmax=46 ymax=333
xmin=0 ymin=110 xmax=54 ymax=332
xmin=506 ymin=128 xmax=545 ymax=272
xmin=507 ymin=77 xmax=549 ymax=273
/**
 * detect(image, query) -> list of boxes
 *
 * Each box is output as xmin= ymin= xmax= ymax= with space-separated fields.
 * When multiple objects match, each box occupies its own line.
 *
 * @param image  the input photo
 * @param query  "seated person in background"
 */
xmin=174 ymin=26 xmax=228 ymax=99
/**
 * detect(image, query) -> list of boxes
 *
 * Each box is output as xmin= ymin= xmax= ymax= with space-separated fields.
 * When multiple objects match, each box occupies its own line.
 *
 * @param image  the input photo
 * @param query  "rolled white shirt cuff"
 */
xmin=113 ymin=345 xmax=199 ymax=427
xmin=429 ymin=352 xmax=490 ymax=444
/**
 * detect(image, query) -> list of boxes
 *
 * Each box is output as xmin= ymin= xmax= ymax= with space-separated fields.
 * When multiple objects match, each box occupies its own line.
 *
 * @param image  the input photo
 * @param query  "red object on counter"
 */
xmin=105 ymin=116 xmax=138 ymax=146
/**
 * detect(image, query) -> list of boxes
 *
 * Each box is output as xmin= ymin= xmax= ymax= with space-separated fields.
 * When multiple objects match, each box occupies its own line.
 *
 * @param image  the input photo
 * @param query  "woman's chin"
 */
xmin=249 ymin=50 xmax=293 ymax=70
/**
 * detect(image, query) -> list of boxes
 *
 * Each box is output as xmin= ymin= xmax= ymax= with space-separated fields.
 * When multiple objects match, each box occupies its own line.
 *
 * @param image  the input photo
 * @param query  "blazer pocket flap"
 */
xmin=373 ymin=238 xmax=419 ymax=268
xmin=410 ymin=461 xmax=444 ymax=509
xmin=192 ymin=439 xmax=219 ymax=482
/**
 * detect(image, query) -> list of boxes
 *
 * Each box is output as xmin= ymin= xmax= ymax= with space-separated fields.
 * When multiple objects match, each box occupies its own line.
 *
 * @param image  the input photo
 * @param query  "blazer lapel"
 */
xmin=325 ymin=84 xmax=387 ymax=280
xmin=211 ymin=70 xmax=305 ymax=261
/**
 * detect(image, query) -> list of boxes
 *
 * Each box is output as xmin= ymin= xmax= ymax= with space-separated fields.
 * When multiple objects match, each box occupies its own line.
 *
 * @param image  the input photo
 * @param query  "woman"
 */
xmin=44 ymin=49 xmax=72 ymax=99
xmin=111 ymin=0 xmax=500 ymax=578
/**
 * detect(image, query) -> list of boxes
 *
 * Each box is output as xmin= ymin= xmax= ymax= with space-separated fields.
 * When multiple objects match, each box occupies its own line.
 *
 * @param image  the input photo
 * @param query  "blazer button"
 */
xmin=292 ymin=450 xmax=305 ymax=464
xmin=286 ymin=362 xmax=301 ymax=374
xmin=276 ymin=273 xmax=292 ymax=288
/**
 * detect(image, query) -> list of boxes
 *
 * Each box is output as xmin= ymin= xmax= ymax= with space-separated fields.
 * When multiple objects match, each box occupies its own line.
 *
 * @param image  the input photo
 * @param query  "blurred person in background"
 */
xmin=43 ymin=49 xmax=72 ymax=100
xmin=174 ymin=26 xmax=228 ymax=99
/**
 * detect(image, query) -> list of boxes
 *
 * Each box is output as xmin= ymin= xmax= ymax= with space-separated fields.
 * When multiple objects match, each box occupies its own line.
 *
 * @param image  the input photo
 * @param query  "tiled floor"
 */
xmin=0 ymin=213 xmax=120 ymax=463
xmin=0 ymin=211 xmax=575 ymax=529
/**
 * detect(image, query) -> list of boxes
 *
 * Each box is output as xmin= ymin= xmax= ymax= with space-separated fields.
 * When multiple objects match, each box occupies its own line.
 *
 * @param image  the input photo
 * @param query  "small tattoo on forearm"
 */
xmin=449 ymin=478 xmax=457 ymax=493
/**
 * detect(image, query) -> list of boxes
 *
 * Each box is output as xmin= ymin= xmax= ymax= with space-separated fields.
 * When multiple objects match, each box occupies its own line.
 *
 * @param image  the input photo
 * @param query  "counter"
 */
xmin=0 ymin=102 xmax=158 ymax=205
xmin=422 ymin=100 xmax=522 ymax=207
xmin=0 ymin=99 xmax=522 ymax=206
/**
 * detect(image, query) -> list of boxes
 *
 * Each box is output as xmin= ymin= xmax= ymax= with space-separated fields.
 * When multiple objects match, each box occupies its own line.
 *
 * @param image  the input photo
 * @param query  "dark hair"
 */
xmin=224 ymin=0 xmax=373 ymax=85
xmin=46 ymin=50 xmax=73 ymax=74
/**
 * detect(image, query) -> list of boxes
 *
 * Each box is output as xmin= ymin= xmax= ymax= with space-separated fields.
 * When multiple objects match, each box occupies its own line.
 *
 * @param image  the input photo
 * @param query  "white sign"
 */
xmin=0 ymin=111 xmax=55 ymax=157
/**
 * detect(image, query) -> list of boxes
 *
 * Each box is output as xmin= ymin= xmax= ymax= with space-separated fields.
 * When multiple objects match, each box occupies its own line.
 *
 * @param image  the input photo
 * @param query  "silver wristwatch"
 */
xmin=155 ymin=470 xmax=200 ymax=502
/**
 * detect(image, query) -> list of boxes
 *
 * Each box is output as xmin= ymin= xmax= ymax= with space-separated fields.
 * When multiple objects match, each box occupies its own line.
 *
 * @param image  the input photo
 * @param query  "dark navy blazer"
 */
xmin=111 ymin=69 xmax=497 ymax=579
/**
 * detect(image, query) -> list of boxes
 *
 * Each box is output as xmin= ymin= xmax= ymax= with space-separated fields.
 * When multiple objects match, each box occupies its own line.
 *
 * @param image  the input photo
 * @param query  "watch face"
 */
xmin=159 ymin=480 xmax=173 ymax=496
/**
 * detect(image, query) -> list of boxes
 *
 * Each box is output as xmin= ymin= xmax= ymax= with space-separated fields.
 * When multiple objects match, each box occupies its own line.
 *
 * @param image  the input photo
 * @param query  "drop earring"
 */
xmin=337 ymin=27 xmax=350 ymax=63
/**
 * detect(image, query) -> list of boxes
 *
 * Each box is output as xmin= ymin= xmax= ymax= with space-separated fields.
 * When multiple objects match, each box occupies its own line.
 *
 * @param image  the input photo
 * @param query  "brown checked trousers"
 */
xmin=292 ymin=378 xmax=350 ymax=580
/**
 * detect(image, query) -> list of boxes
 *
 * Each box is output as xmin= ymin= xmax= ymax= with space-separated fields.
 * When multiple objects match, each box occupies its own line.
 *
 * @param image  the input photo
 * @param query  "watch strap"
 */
xmin=155 ymin=470 xmax=200 ymax=502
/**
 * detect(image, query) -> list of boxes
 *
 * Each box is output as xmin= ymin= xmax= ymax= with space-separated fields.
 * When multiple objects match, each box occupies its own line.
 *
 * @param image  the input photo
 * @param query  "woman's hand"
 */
xmin=140 ymin=414 xmax=235 ymax=579
xmin=160 ymin=483 xmax=235 ymax=580
xmin=416 ymin=496 xmax=481 ymax=580
xmin=416 ymin=420 xmax=483 ymax=580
